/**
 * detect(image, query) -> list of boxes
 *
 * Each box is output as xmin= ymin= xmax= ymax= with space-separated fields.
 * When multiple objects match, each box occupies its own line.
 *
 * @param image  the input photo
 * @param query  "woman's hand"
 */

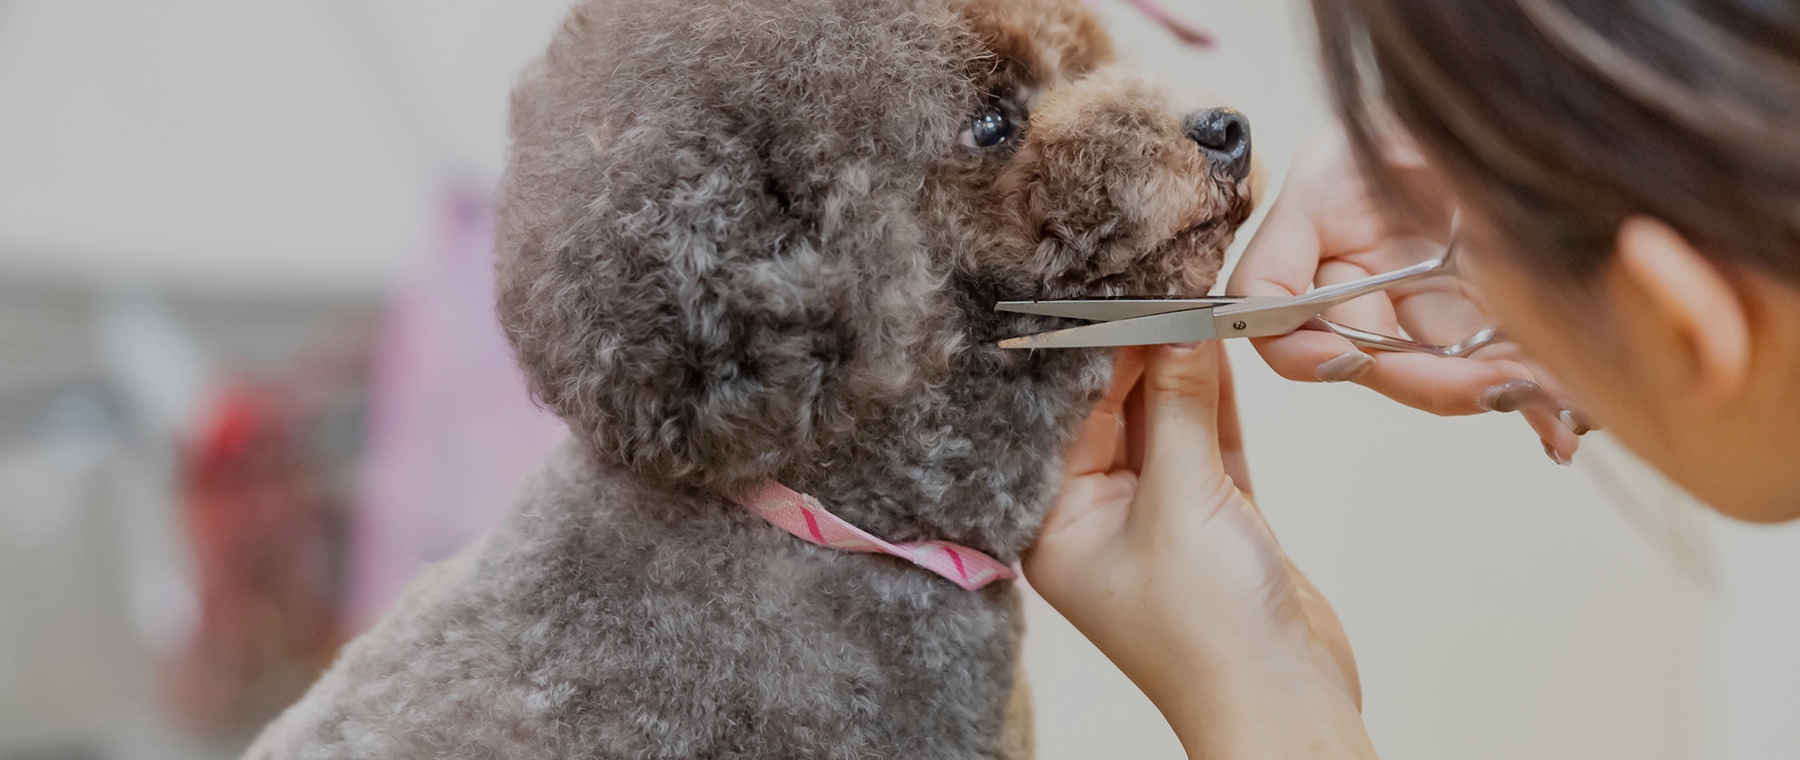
xmin=1226 ymin=125 xmax=1586 ymax=463
xmin=1024 ymin=343 xmax=1376 ymax=760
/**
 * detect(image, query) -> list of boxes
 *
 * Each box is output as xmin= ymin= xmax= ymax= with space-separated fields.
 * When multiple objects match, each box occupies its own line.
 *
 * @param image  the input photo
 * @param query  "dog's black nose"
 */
xmin=1186 ymin=108 xmax=1252 ymax=181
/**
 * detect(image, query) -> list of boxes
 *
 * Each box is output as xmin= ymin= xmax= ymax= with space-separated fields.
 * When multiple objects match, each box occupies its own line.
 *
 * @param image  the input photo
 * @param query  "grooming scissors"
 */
xmin=997 ymin=244 xmax=1501 ymax=357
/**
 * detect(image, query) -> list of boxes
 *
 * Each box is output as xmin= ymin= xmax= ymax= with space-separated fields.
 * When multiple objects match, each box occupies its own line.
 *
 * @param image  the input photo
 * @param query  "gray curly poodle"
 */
xmin=245 ymin=0 xmax=1254 ymax=756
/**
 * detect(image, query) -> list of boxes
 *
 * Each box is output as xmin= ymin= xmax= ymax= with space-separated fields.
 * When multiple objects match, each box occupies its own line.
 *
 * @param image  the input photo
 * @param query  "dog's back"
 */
xmin=245 ymin=443 xmax=1028 ymax=759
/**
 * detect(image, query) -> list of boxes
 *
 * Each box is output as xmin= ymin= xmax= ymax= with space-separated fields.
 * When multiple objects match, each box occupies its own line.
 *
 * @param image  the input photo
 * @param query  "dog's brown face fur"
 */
xmin=941 ymin=0 xmax=1253 ymax=301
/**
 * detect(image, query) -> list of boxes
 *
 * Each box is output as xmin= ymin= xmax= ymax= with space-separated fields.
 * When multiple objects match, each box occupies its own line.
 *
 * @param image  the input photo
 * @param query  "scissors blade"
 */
xmin=995 ymin=297 xmax=1242 ymax=322
xmin=998 ymin=308 xmax=1220 ymax=349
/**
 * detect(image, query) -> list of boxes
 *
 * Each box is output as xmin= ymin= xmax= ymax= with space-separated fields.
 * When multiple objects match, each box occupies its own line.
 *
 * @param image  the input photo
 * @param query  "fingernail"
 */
xmin=1557 ymin=405 xmax=1600 ymax=435
xmin=1544 ymin=442 xmax=1572 ymax=467
xmin=1313 ymin=352 xmax=1375 ymax=383
xmin=1478 ymin=379 xmax=1542 ymax=413
xmin=1172 ymin=341 xmax=1203 ymax=350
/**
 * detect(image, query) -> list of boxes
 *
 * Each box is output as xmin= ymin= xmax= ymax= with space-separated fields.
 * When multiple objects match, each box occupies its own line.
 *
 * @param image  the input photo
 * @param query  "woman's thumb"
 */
xmin=1138 ymin=342 xmax=1226 ymax=490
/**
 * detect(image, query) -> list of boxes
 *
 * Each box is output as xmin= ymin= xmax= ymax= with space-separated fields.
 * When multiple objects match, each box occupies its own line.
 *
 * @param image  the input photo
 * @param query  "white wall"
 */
xmin=1706 ymin=521 xmax=1800 ymax=760
xmin=2 ymin=0 xmax=1783 ymax=757
xmin=0 ymin=0 xmax=568 ymax=291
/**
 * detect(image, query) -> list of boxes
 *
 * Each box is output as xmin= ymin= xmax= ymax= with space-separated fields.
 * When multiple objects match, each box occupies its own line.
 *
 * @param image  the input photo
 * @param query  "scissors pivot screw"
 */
xmin=1232 ymin=320 xmax=1248 ymax=330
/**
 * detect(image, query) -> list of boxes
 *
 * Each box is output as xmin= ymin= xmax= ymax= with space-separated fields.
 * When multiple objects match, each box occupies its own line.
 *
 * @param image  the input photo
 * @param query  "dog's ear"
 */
xmin=494 ymin=0 xmax=969 ymax=492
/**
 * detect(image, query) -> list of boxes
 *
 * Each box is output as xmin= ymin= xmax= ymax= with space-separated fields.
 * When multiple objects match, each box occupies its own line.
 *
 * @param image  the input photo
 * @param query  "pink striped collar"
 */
xmin=733 ymin=481 xmax=1014 ymax=591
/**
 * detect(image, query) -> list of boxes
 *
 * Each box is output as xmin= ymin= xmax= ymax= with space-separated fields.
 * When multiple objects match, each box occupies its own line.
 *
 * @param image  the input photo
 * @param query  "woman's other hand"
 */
xmin=1226 ymin=125 xmax=1586 ymax=463
xmin=1024 ymin=344 xmax=1376 ymax=760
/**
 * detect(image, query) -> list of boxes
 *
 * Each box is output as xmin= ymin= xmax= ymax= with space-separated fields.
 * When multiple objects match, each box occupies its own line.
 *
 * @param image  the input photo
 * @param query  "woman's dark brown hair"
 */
xmin=1312 ymin=0 xmax=1800 ymax=285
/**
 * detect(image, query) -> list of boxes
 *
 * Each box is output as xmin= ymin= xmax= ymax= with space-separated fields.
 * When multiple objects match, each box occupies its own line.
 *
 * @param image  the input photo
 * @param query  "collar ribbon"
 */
xmin=733 ymin=481 xmax=1014 ymax=591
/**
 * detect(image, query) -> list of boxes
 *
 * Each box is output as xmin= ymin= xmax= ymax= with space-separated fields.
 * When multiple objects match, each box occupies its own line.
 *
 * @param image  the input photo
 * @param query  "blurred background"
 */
xmin=2 ymin=1 xmax=1797 ymax=758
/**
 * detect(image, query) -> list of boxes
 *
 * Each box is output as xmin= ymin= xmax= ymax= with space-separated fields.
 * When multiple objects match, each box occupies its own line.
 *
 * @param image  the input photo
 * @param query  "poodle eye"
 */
xmin=960 ymin=105 xmax=1014 ymax=149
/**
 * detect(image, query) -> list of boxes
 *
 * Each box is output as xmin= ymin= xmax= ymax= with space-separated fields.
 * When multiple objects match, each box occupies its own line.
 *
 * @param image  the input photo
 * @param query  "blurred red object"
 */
xmin=164 ymin=361 xmax=364 ymax=735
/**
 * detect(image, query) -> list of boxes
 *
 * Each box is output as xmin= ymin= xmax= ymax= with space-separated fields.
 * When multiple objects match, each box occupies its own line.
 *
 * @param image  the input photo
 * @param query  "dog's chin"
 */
xmin=978 ymin=219 xmax=1238 ymax=348
xmin=1079 ymin=221 xmax=1228 ymax=298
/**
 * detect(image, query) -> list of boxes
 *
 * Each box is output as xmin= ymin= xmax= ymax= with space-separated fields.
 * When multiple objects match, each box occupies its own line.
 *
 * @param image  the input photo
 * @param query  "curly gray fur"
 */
xmin=245 ymin=0 xmax=1253 ymax=757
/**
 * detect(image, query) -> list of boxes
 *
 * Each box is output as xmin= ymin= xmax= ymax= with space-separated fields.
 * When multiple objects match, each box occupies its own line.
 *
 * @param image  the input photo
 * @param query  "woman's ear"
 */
xmin=1611 ymin=216 xmax=1751 ymax=403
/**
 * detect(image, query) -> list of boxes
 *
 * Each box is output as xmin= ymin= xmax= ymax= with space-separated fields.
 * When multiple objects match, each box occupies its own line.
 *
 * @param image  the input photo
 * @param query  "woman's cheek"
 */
xmin=1469 ymin=256 xmax=1623 ymax=424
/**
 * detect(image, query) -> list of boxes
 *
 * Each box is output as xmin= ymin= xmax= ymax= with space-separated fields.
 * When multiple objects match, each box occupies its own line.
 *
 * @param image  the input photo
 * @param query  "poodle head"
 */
xmin=496 ymin=0 xmax=1254 ymax=553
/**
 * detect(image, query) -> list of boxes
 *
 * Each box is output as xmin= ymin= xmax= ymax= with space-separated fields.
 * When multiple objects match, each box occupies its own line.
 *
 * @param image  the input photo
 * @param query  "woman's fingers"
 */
xmin=1131 ymin=342 xmax=1231 ymax=534
xmin=1364 ymin=352 xmax=1583 ymax=461
xmin=1216 ymin=348 xmax=1254 ymax=500
xmin=1355 ymin=352 xmax=1542 ymax=416
xmin=1255 ymin=325 xmax=1532 ymax=417
xmin=1252 ymin=338 xmax=1582 ymax=462
xmin=1034 ymin=349 xmax=1149 ymax=568
xmin=1510 ymin=389 xmax=1581 ymax=465
xmin=1249 ymin=330 xmax=1378 ymax=384
xmin=1062 ymin=347 xmax=1147 ymax=477
xmin=1314 ymin=259 xmax=1402 ymax=334
xmin=1388 ymin=278 xmax=1494 ymax=347
xmin=1229 ymin=196 xmax=1326 ymax=302
xmin=1140 ymin=342 xmax=1224 ymax=459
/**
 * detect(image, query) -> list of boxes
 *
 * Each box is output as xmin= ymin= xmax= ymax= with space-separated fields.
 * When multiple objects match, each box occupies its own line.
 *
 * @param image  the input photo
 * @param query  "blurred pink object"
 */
xmin=1104 ymin=0 xmax=1216 ymax=47
xmin=346 ymin=186 xmax=568 ymax=628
